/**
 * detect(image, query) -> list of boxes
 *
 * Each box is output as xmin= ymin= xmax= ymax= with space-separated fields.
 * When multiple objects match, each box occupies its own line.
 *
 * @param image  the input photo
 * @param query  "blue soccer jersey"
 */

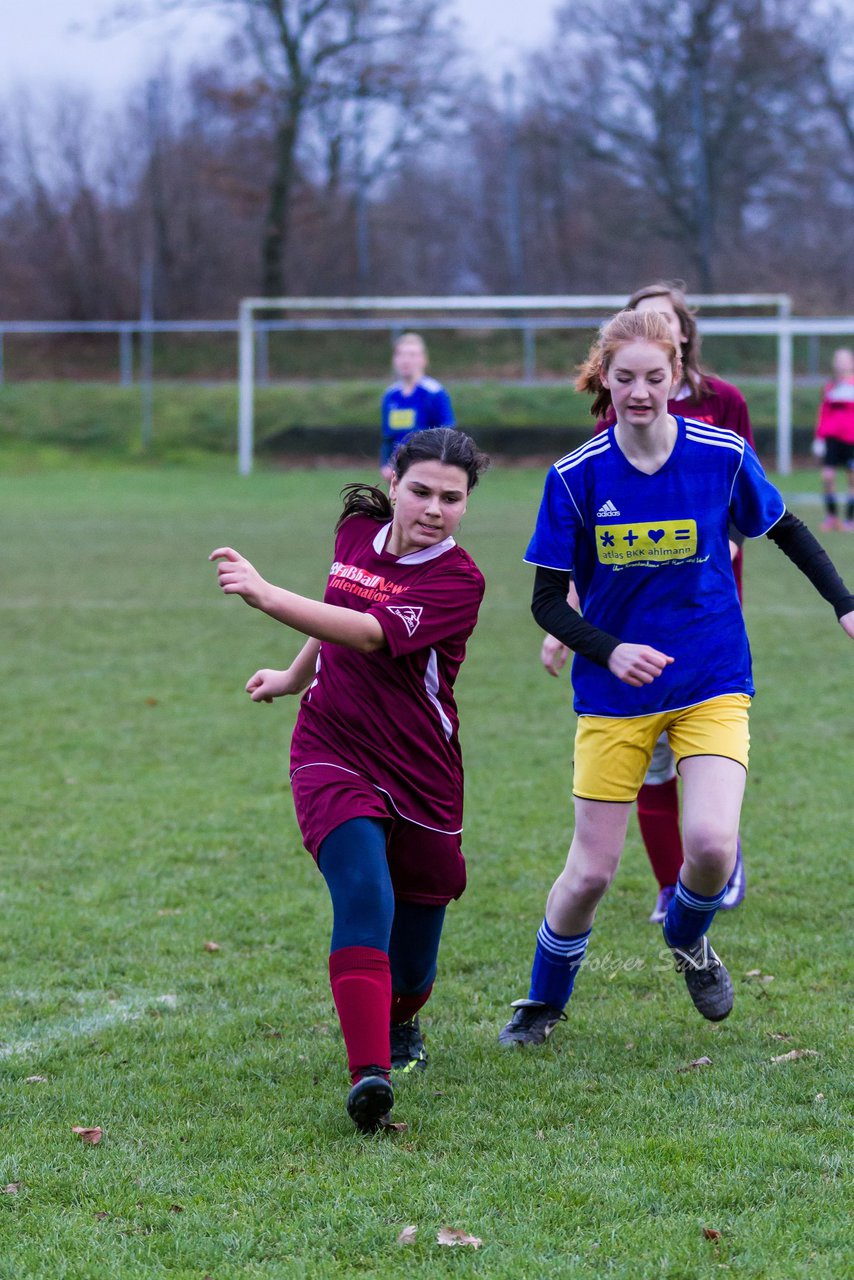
xmin=380 ymin=377 xmax=455 ymax=464
xmin=525 ymin=416 xmax=786 ymax=717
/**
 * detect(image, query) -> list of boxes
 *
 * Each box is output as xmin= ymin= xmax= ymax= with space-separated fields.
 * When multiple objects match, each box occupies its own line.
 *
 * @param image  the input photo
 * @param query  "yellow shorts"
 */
xmin=573 ymin=694 xmax=751 ymax=803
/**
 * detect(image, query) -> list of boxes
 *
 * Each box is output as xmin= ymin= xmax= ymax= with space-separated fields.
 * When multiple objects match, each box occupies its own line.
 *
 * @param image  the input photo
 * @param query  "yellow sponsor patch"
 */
xmin=595 ymin=520 xmax=697 ymax=564
xmin=389 ymin=409 xmax=416 ymax=430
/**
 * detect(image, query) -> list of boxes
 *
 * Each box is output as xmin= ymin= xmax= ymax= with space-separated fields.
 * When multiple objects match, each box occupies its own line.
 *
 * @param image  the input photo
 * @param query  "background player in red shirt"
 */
xmin=211 ymin=428 xmax=487 ymax=1133
xmin=813 ymin=347 xmax=854 ymax=532
xmin=541 ymin=282 xmax=754 ymax=923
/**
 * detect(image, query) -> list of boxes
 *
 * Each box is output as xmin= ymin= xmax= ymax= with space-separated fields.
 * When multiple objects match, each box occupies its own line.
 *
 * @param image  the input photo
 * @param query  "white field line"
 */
xmin=0 ymin=994 xmax=177 ymax=1060
xmin=0 ymin=600 xmax=224 ymax=610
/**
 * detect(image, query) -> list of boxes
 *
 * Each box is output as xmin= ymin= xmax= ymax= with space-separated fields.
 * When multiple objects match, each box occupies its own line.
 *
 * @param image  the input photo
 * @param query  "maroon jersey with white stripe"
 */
xmin=289 ymin=514 xmax=485 ymax=833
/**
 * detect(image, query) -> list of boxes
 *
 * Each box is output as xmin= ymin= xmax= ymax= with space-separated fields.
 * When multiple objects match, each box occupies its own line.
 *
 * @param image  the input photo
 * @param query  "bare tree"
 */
xmin=110 ymin=0 xmax=460 ymax=296
xmin=541 ymin=0 xmax=825 ymax=289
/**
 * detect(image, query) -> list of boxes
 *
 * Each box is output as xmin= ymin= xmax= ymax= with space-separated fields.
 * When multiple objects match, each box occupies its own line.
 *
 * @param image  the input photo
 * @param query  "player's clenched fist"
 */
xmin=209 ymin=546 xmax=269 ymax=610
xmin=607 ymin=642 xmax=674 ymax=687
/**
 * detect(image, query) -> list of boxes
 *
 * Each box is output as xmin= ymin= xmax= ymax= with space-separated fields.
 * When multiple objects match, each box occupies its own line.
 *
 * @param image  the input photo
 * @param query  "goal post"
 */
xmin=236 ymin=293 xmax=793 ymax=476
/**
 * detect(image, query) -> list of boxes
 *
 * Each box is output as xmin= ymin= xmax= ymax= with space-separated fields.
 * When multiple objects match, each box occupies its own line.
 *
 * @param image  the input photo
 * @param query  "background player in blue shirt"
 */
xmin=499 ymin=309 xmax=854 ymax=1045
xmin=380 ymin=332 xmax=455 ymax=479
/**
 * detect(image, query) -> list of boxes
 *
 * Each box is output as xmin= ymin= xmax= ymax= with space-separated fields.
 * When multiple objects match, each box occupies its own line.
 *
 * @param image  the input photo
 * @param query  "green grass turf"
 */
xmin=2 ymin=329 xmax=848 ymax=383
xmin=0 ymin=379 xmax=825 ymax=460
xmin=0 ymin=462 xmax=850 ymax=1278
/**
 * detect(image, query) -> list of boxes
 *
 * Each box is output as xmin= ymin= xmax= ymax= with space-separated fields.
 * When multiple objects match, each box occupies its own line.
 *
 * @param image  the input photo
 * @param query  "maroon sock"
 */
xmin=637 ymin=777 xmax=684 ymax=889
xmin=329 ymin=946 xmax=392 ymax=1083
xmin=390 ymin=984 xmax=433 ymax=1025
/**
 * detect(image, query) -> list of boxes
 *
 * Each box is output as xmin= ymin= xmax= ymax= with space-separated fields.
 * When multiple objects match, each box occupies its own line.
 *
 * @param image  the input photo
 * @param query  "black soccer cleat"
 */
xmin=390 ymin=1014 xmax=428 ymax=1074
xmin=346 ymin=1069 xmax=395 ymax=1133
xmin=667 ymin=934 xmax=734 ymax=1021
xmin=498 ymin=998 xmax=567 ymax=1047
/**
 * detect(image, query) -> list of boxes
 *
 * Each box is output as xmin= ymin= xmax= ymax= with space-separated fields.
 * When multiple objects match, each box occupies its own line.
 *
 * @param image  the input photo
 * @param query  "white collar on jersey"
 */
xmin=372 ymin=521 xmax=456 ymax=564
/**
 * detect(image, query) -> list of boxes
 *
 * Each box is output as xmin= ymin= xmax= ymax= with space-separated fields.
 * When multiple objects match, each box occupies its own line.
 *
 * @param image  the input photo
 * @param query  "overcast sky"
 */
xmin=0 ymin=1 xmax=560 ymax=98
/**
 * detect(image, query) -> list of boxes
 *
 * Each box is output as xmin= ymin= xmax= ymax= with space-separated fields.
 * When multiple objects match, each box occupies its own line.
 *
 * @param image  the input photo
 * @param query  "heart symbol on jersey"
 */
xmin=648 ymin=529 xmax=665 ymax=543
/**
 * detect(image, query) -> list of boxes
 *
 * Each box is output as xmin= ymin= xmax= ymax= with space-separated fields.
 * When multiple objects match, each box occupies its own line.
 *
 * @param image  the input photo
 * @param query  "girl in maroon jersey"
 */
xmin=541 ymin=282 xmax=753 ymax=923
xmin=211 ymin=428 xmax=487 ymax=1133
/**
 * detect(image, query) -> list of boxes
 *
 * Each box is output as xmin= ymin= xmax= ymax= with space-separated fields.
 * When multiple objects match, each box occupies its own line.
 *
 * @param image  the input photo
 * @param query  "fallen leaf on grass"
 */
xmin=768 ymin=1032 xmax=793 ymax=1041
xmin=25 ymin=1075 xmax=47 ymax=1084
xmin=770 ymin=1048 xmax=819 ymax=1064
xmin=72 ymin=1126 xmax=103 ymax=1144
xmin=94 ymin=1211 xmax=109 ymax=1221
xmin=703 ymin=1227 xmax=722 ymax=1241
xmin=379 ymin=1118 xmax=409 ymax=1133
xmin=169 ymin=1203 xmax=184 ymax=1213
xmin=437 ymin=1226 xmax=482 ymax=1249
xmin=2 ymin=1183 xmax=21 ymax=1195
xmin=397 ymin=1225 xmax=418 ymax=1245
xmin=744 ymin=969 xmax=774 ymax=984
xmin=157 ymin=908 xmax=182 ymax=917
xmin=203 ymin=941 xmax=220 ymax=952
xmin=814 ymin=1093 xmax=826 ymax=1102
xmin=677 ymin=1056 xmax=712 ymax=1072
xmin=145 ymin=697 xmax=159 ymax=706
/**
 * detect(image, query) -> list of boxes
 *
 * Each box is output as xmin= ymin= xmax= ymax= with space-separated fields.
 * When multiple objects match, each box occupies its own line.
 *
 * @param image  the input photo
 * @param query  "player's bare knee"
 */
xmin=561 ymin=864 xmax=614 ymax=909
xmin=682 ymin=828 xmax=736 ymax=880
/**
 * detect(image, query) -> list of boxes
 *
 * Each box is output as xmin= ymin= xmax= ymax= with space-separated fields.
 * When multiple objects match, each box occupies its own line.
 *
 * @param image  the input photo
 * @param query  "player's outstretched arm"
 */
xmin=245 ymin=638 xmax=322 ymax=703
xmin=209 ymin=548 xmax=386 ymax=653
xmin=764 ymin=512 xmax=854 ymax=630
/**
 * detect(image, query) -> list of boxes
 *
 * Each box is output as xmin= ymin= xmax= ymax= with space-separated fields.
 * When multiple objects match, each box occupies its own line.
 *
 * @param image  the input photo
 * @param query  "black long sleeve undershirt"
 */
xmin=765 ymin=510 xmax=854 ymax=618
xmin=530 ymin=509 xmax=854 ymax=671
xmin=531 ymin=568 xmax=620 ymax=668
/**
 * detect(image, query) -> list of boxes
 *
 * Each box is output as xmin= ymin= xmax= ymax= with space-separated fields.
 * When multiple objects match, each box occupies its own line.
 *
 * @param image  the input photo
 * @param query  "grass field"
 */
xmin=0 ymin=461 xmax=851 ymax=1279
xmin=0 ymin=379 xmax=827 ymax=461
xmin=2 ymin=329 xmax=848 ymax=383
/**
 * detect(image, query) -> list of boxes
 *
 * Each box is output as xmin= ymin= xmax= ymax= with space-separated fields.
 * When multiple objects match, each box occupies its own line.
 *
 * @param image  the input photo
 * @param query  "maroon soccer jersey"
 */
xmin=289 ymin=514 xmax=485 ymax=834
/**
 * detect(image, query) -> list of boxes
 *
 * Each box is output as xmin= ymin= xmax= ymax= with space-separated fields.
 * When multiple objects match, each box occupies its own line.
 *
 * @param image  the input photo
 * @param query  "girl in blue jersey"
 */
xmin=380 ymin=333 xmax=455 ymax=480
xmin=540 ymin=282 xmax=756 ymax=922
xmin=500 ymin=309 xmax=854 ymax=1043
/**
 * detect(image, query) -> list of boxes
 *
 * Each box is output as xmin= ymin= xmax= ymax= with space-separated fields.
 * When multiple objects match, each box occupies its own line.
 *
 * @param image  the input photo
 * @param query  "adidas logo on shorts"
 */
xmin=596 ymin=499 xmax=620 ymax=518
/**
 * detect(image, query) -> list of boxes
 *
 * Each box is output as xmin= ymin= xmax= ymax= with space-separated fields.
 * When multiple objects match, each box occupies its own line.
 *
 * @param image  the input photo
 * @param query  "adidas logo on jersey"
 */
xmin=596 ymin=499 xmax=620 ymax=518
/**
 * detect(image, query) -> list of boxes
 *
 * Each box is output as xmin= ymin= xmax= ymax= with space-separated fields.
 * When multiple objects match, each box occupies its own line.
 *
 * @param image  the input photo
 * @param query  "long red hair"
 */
xmin=576 ymin=310 xmax=682 ymax=420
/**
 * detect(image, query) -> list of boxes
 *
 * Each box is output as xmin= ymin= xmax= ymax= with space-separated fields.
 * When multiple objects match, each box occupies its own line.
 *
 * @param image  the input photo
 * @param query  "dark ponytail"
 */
xmin=336 ymin=483 xmax=393 ymax=530
xmin=336 ymin=428 xmax=489 ymax=531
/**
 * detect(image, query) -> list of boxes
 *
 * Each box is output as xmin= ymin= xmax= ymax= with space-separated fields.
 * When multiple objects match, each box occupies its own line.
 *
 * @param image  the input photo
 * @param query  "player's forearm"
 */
xmin=532 ymin=567 xmax=620 ymax=667
xmin=257 ymin=585 xmax=386 ymax=652
xmin=766 ymin=510 xmax=854 ymax=618
xmin=288 ymin=637 xmax=322 ymax=689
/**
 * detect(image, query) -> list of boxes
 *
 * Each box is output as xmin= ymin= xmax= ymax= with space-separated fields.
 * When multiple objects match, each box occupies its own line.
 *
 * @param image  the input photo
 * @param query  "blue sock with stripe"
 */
xmin=663 ymin=875 xmax=727 ymax=950
xmin=528 ymin=920 xmax=591 ymax=1010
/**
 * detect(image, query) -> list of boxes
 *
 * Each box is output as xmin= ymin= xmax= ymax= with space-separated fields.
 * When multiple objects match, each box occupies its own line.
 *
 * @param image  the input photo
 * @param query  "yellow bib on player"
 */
xmin=595 ymin=520 xmax=698 ymax=565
